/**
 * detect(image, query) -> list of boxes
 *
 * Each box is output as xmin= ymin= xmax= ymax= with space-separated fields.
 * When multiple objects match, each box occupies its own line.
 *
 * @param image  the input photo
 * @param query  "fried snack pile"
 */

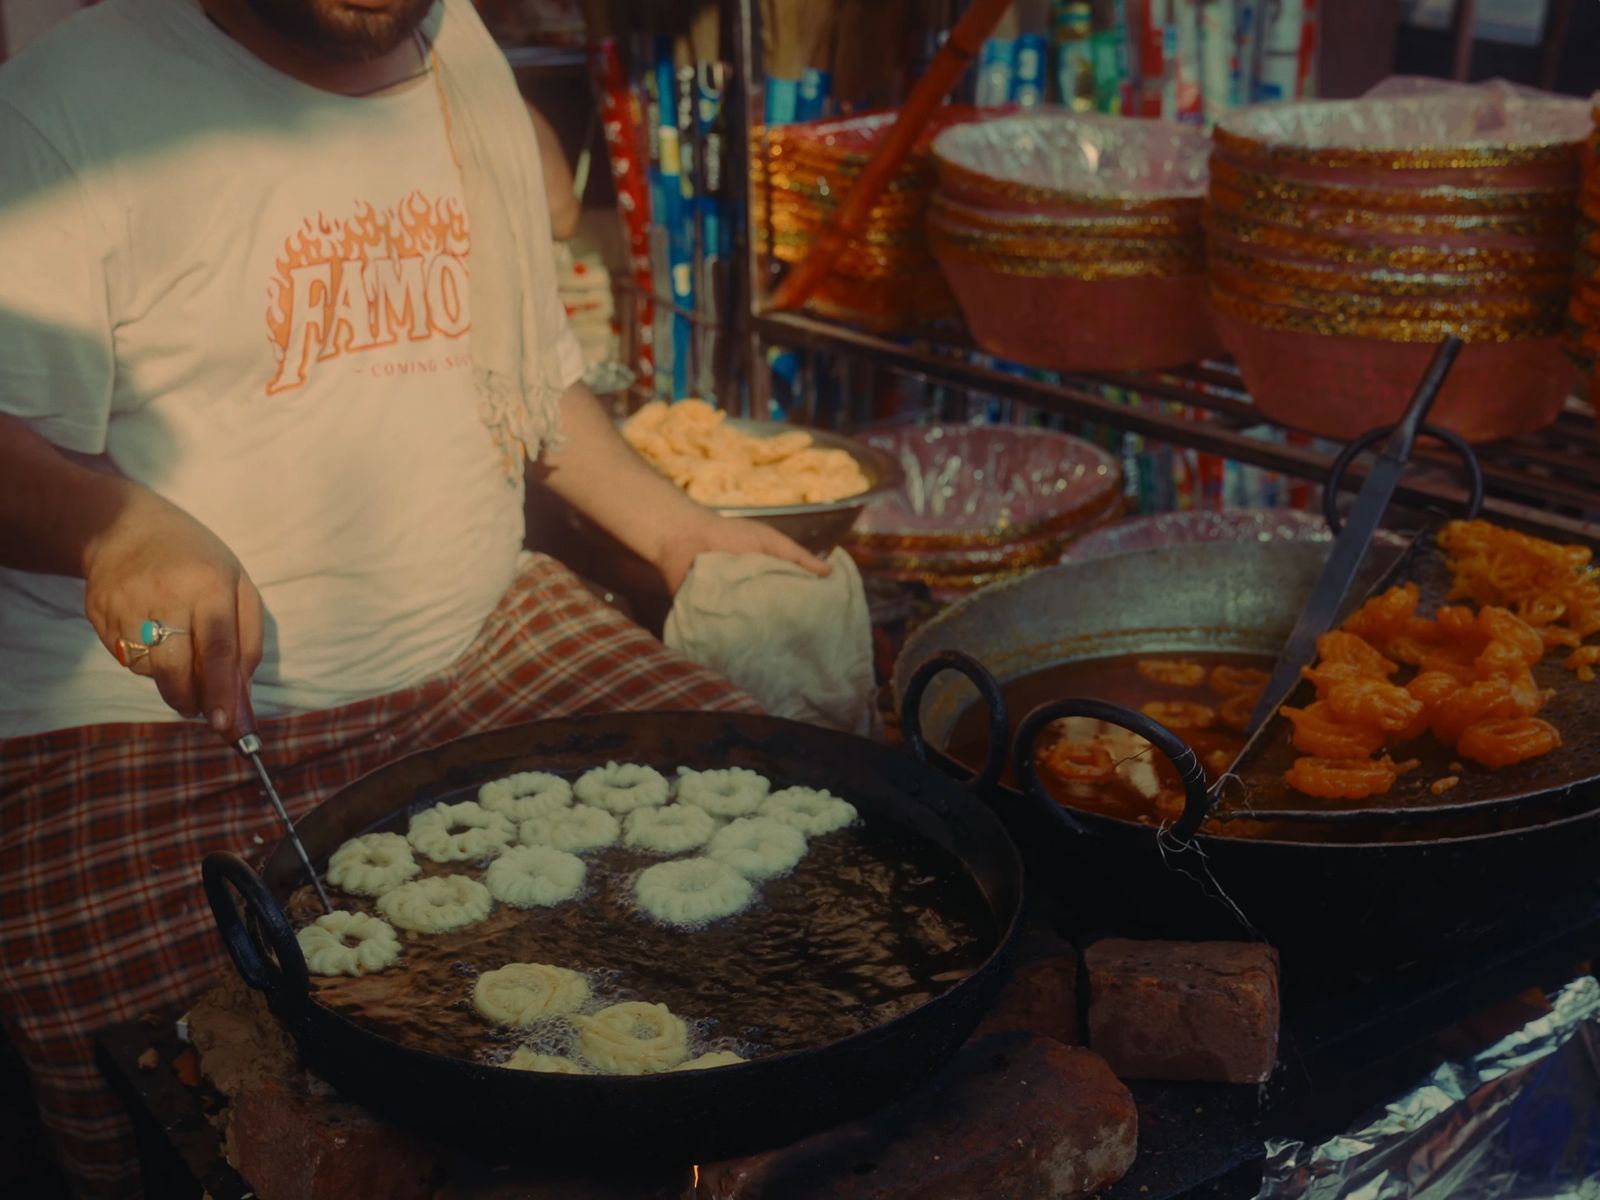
xmin=1438 ymin=519 xmax=1600 ymax=681
xmin=1285 ymin=605 xmax=1531 ymax=800
xmin=621 ymin=399 xmax=870 ymax=507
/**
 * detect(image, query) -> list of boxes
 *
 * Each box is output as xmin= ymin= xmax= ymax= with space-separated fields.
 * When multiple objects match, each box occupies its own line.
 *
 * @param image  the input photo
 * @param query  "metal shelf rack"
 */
xmin=722 ymin=0 xmax=1598 ymax=546
xmin=748 ymin=310 xmax=1600 ymax=543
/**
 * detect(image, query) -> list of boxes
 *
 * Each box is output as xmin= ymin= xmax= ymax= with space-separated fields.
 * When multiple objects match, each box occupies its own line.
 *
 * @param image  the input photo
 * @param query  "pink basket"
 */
xmin=1215 ymin=308 xmax=1575 ymax=443
xmin=933 ymin=249 xmax=1220 ymax=372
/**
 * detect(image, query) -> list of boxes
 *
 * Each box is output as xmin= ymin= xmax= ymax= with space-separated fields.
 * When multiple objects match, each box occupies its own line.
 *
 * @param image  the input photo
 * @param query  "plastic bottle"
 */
xmin=1054 ymin=1 xmax=1096 ymax=112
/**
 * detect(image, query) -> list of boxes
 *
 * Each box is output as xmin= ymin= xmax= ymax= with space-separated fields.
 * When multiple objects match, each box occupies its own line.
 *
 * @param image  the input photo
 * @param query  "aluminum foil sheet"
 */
xmin=1258 ymin=975 xmax=1600 ymax=1200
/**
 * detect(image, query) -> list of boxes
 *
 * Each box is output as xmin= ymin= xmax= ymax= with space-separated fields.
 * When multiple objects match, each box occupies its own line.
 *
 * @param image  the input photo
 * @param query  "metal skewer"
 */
xmin=235 ymin=732 xmax=334 ymax=913
xmin=1243 ymin=335 xmax=1465 ymax=735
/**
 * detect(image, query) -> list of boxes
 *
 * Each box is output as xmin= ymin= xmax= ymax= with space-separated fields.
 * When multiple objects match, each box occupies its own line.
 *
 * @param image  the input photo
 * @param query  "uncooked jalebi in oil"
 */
xmin=296 ymin=911 xmax=402 ymax=977
xmin=472 ymin=962 xmax=591 ymax=1028
xmin=634 ymin=858 xmax=755 ymax=928
xmin=706 ymin=817 xmax=808 ymax=881
xmin=325 ymin=832 xmax=419 ymax=897
xmin=573 ymin=1001 xmax=691 ymax=1075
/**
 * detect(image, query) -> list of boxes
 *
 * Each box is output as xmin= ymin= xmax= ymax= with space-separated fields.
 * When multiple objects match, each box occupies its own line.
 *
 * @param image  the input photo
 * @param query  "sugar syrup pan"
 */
xmin=202 ymin=710 xmax=1021 ymax=1164
xmin=1202 ymin=530 xmax=1600 ymax=829
xmin=894 ymin=541 xmax=1600 ymax=971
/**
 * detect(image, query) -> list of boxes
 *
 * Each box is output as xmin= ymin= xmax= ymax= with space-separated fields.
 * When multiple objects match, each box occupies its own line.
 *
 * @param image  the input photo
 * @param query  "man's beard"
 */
xmin=243 ymin=0 xmax=436 ymax=62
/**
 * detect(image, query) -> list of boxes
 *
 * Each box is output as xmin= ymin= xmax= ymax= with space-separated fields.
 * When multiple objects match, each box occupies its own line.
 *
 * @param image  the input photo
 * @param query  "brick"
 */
xmin=186 ymin=973 xmax=300 ymax=1099
xmin=222 ymin=1078 xmax=438 ymax=1200
xmin=697 ymin=1034 xmax=1136 ymax=1200
xmin=1086 ymin=939 xmax=1280 ymax=1084
xmin=972 ymin=951 xmax=1080 ymax=1046
xmin=434 ymin=1162 xmax=688 ymax=1199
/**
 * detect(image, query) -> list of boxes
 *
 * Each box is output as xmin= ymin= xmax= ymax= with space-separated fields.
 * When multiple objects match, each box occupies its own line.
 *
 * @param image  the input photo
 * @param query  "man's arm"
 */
xmin=0 ymin=412 xmax=262 ymax=737
xmin=537 ymin=385 xmax=831 ymax=592
xmin=524 ymin=100 xmax=580 ymax=242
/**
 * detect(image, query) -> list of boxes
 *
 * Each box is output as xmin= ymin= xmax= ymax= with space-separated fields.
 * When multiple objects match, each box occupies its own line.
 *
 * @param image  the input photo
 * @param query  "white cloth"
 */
xmin=663 ymin=549 xmax=877 ymax=736
xmin=0 ymin=0 xmax=585 ymax=736
xmin=431 ymin=0 xmax=569 ymax=475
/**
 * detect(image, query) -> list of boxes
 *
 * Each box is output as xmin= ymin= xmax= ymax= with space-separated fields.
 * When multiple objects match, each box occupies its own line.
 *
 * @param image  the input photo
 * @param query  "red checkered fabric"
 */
xmin=0 ymin=553 xmax=755 ymax=1198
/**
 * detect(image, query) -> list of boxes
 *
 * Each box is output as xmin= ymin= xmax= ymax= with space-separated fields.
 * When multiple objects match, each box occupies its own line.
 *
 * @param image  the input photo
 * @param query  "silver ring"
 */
xmin=139 ymin=619 xmax=188 ymax=647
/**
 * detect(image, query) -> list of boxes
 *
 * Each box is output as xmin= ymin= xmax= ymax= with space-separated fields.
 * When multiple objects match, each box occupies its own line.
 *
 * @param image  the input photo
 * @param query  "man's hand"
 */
xmin=81 ymin=489 xmax=263 ymax=740
xmin=654 ymin=510 xmax=832 ymax=595
xmin=537 ymin=384 xmax=836 ymax=596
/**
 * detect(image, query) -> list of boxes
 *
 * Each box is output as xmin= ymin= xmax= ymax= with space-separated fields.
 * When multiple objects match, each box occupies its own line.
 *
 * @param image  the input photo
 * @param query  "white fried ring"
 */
xmin=672 ymin=1050 xmax=746 ymax=1071
xmin=472 ymin=962 xmax=591 ymax=1028
xmin=477 ymin=771 xmax=574 ymax=822
xmin=325 ymin=832 xmax=420 ymax=896
xmin=623 ymin=805 xmax=716 ymax=855
xmin=296 ymin=911 xmax=401 ymax=977
xmin=573 ymin=761 xmax=670 ymax=814
xmin=376 ymin=874 xmax=492 ymax=934
xmin=758 ymin=787 xmax=858 ymax=836
xmin=573 ymin=1001 xmax=690 ymax=1074
xmin=673 ymin=767 xmax=770 ymax=818
xmin=485 ymin=845 xmax=586 ymax=908
xmin=406 ymin=800 xmax=515 ymax=863
xmin=503 ymin=1050 xmax=589 ymax=1074
xmin=634 ymin=857 xmax=754 ymax=929
xmin=519 ymin=804 xmax=620 ymax=854
xmin=706 ymin=817 xmax=808 ymax=881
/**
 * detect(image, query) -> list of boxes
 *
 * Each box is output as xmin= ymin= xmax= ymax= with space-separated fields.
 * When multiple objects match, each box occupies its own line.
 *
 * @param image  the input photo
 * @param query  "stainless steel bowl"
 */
xmin=703 ymin=419 xmax=906 ymax=556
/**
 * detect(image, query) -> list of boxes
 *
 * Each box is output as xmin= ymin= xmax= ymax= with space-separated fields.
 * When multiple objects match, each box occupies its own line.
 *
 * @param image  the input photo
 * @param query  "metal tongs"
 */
xmin=1217 ymin=335 xmax=1479 ymax=797
xmin=235 ymin=730 xmax=333 ymax=913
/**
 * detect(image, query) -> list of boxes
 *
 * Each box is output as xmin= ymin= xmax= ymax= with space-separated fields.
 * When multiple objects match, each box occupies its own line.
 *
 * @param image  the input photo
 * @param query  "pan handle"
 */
xmin=1322 ymin=422 xmax=1484 ymax=535
xmin=202 ymin=851 xmax=310 ymax=1012
xmin=1012 ymin=699 xmax=1212 ymax=844
xmin=899 ymin=650 xmax=1009 ymax=793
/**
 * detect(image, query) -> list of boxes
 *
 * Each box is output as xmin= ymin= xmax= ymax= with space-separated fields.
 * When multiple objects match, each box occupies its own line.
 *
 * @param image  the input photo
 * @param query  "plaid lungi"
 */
xmin=0 ymin=553 xmax=755 ymax=1198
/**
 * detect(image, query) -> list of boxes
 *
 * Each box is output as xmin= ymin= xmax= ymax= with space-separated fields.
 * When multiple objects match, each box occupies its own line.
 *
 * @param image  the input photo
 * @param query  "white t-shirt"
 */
xmin=0 ymin=0 xmax=585 ymax=737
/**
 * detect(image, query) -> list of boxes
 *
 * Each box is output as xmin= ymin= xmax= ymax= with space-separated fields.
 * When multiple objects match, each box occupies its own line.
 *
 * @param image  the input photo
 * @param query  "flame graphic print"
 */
xmin=264 ymin=192 xmax=471 ymax=394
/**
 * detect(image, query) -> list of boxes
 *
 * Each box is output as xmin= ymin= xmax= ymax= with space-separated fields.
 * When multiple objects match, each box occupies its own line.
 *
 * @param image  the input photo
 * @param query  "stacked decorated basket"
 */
xmin=927 ymin=111 xmax=1218 ymax=372
xmin=755 ymin=109 xmax=982 ymax=331
xmin=1565 ymin=100 xmax=1600 ymax=420
xmin=844 ymin=423 xmax=1123 ymax=600
xmin=1208 ymin=86 xmax=1589 ymax=442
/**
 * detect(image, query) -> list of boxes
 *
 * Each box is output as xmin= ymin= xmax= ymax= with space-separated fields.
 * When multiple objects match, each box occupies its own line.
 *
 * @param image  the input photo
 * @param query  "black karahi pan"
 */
xmin=202 ymin=709 xmax=1021 ymax=1164
xmin=894 ymin=540 xmax=1600 ymax=974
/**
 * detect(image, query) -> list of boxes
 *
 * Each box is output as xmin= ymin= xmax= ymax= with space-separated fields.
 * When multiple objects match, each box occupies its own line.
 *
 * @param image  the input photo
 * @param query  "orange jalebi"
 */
xmin=1428 ymin=671 xmax=1542 ymax=744
xmin=1218 ymin=689 xmax=1260 ymax=733
xmin=1138 ymin=700 xmax=1217 ymax=732
xmin=1281 ymin=518 xmax=1596 ymax=801
xmin=1210 ymin=665 xmax=1270 ymax=697
xmin=1135 ymin=658 xmax=1207 ymax=688
xmin=1343 ymin=583 xmax=1421 ymax=643
xmin=1457 ymin=717 xmax=1562 ymax=769
xmin=1041 ymin=738 xmax=1116 ymax=782
xmin=1281 ymin=702 xmax=1386 ymax=759
xmin=1324 ymin=677 xmax=1425 ymax=734
xmin=1567 ymin=646 xmax=1600 ymax=683
xmin=1315 ymin=631 xmax=1398 ymax=677
xmin=1438 ymin=519 xmax=1600 ymax=672
xmin=1285 ymin=756 xmax=1416 ymax=801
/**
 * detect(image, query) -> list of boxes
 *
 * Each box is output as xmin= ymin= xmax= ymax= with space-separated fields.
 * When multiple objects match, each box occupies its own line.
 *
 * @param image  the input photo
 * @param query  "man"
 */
xmin=0 ymin=0 xmax=821 ymax=1193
